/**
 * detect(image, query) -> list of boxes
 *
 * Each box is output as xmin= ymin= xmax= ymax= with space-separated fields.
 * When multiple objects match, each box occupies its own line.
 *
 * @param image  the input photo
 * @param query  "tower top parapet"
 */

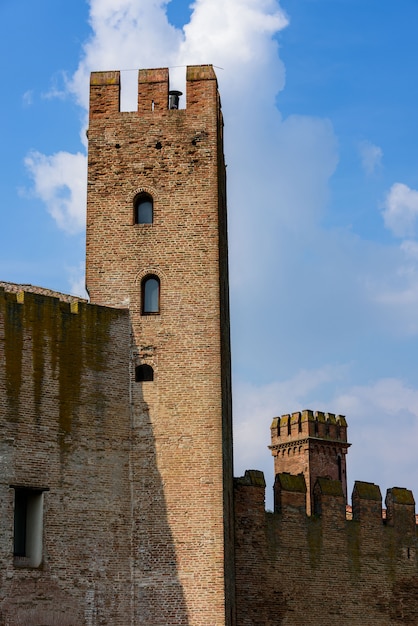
xmin=89 ymin=64 xmax=220 ymax=119
xmin=270 ymin=409 xmax=348 ymax=444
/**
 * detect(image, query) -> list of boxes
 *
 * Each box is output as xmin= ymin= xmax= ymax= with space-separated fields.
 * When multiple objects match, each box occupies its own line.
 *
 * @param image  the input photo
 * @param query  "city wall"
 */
xmin=234 ymin=470 xmax=418 ymax=625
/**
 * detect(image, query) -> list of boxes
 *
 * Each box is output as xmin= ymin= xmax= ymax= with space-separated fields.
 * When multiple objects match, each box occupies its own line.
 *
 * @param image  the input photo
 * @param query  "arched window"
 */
xmin=141 ymin=275 xmax=160 ymax=314
xmin=135 ymin=364 xmax=154 ymax=382
xmin=134 ymin=194 xmax=153 ymax=224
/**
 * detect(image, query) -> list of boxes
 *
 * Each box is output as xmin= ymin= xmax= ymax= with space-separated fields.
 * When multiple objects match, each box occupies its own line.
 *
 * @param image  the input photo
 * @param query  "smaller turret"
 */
xmin=269 ymin=410 xmax=350 ymax=514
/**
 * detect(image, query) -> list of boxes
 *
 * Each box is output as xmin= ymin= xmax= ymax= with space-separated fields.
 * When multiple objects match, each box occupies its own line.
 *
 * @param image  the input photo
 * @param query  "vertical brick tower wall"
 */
xmin=86 ymin=66 xmax=234 ymax=625
xmin=270 ymin=410 xmax=350 ymax=513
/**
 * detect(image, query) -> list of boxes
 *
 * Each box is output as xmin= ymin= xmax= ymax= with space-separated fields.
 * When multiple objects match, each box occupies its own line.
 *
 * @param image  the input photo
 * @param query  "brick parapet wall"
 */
xmin=235 ymin=471 xmax=418 ymax=625
xmin=270 ymin=409 xmax=348 ymax=445
xmin=0 ymin=289 xmax=132 ymax=625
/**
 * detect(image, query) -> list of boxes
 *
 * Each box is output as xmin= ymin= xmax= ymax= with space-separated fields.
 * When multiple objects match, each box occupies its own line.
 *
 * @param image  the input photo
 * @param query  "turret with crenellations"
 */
xmin=270 ymin=409 xmax=350 ymax=514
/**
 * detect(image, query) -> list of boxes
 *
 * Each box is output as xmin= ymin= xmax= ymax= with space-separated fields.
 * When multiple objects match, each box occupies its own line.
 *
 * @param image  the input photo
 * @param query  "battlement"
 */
xmin=234 ymin=471 xmax=418 ymax=623
xmin=89 ymin=64 xmax=219 ymax=118
xmin=237 ymin=470 xmax=416 ymax=528
xmin=270 ymin=409 xmax=348 ymax=444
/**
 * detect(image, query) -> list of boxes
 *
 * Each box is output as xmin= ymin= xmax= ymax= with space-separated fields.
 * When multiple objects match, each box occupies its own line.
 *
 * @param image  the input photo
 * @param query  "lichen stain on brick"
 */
xmin=306 ymin=515 xmax=322 ymax=569
xmin=25 ymin=294 xmax=55 ymax=423
xmin=346 ymin=521 xmax=361 ymax=576
xmin=3 ymin=293 xmax=23 ymax=420
xmin=58 ymin=304 xmax=82 ymax=446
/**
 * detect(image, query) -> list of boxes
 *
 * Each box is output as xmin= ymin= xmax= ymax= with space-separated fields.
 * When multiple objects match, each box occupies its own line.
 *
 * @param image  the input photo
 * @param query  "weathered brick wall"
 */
xmin=86 ymin=66 xmax=234 ymax=625
xmin=235 ymin=471 xmax=418 ymax=626
xmin=0 ymin=288 xmax=132 ymax=625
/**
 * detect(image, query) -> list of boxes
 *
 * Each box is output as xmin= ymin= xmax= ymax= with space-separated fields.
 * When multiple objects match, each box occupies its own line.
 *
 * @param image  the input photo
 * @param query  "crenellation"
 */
xmin=137 ymin=67 xmax=169 ymax=113
xmin=237 ymin=467 xmax=417 ymax=531
xmin=274 ymin=472 xmax=306 ymax=513
xmin=89 ymin=70 xmax=121 ymax=117
xmin=352 ymin=481 xmax=382 ymax=525
xmin=271 ymin=409 xmax=348 ymax=442
xmin=385 ymin=487 xmax=416 ymax=535
xmin=313 ymin=476 xmax=346 ymax=524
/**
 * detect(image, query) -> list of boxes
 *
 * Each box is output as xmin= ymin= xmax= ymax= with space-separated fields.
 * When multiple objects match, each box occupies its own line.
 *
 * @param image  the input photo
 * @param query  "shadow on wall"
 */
xmin=131 ymin=333 xmax=190 ymax=625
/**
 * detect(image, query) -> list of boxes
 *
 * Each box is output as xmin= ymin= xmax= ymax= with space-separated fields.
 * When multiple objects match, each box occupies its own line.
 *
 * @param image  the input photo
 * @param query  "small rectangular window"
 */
xmin=13 ymin=487 xmax=45 ymax=568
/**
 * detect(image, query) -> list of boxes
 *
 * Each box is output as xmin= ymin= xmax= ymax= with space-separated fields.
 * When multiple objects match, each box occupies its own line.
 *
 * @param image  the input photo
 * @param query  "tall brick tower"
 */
xmin=86 ymin=66 xmax=234 ymax=625
xmin=270 ymin=410 xmax=350 ymax=514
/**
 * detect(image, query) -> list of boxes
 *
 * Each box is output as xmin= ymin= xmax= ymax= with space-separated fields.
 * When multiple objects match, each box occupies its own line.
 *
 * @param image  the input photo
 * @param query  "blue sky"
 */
xmin=1 ymin=0 xmax=418 ymax=509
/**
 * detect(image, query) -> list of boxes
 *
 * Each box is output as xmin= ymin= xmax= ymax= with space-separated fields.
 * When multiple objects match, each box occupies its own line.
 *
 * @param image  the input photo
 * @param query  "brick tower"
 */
xmin=86 ymin=66 xmax=234 ymax=625
xmin=270 ymin=410 xmax=350 ymax=514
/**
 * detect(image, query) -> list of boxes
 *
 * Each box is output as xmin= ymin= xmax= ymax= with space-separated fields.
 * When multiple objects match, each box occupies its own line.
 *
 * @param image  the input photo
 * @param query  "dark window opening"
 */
xmin=337 ymin=455 xmax=342 ymax=482
xmin=134 ymin=194 xmax=153 ymax=224
xmin=13 ymin=487 xmax=45 ymax=568
xmin=135 ymin=364 xmax=154 ymax=382
xmin=14 ymin=490 xmax=27 ymax=558
xmin=298 ymin=414 xmax=302 ymax=433
xmin=287 ymin=418 xmax=291 ymax=436
xmin=141 ymin=275 xmax=160 ymax=315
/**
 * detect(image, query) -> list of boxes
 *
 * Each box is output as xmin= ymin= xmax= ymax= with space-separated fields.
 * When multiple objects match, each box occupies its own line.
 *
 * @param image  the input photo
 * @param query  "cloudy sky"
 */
xmin=2 ymin=0 xmax=418 ymax=509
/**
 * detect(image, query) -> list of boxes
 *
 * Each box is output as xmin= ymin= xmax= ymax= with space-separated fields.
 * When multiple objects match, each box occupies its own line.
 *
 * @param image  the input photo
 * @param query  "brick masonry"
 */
xmin=234 ymin=470 xmax=418 ymax=625
xmin=0 ymin=66 xmax=417 ymax=625
xmin=0 ymin=287 xmax=132 ymax=625
xmin=86 ymin=65 xmax=234 ymax=625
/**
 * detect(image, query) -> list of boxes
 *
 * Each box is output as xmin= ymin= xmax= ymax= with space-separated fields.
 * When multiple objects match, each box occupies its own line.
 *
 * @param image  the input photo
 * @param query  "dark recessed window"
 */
xmin=141 ymin=275 xmax=160 ymax=315
xmin=13 ymin=487 xmax=45 ymax=568
xmin=134 ymin=194 xmax=153 ymax=224
xmin=135 ymin=364 xmax=154 ymax=382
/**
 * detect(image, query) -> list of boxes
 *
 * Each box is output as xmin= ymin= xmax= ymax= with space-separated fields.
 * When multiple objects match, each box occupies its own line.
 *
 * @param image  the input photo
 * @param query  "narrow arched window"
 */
xmin=134 ymin=194 xmax=153 ymax=224
xmin=135 ymin=364 xmax=154 ymax=382
xmin=141 ymin=275 xmax=160 ymax=314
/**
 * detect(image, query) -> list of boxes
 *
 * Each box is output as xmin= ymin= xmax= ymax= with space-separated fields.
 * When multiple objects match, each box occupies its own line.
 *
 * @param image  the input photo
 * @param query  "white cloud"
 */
xmin=68 ymin=262 xmax=88 ymax=299
xmin=69 ymin=0 xmax=183 ymax=111
xmin=400 ymin=239 xmax=418 ymax=260
xmin=22 ymin=90 xmax=33 ymax=107
xmin=359 ymin=140 xmax=382 ymax=175
xmin=24 ymin=151 xmax=87 ymax=234
xmin=382 ymin=182 xmax=418 ymax=238
xmin=179 ymin=0 xmax=288 ymax=69
xmin=332 ymin=378 xmax=418 ymax=495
